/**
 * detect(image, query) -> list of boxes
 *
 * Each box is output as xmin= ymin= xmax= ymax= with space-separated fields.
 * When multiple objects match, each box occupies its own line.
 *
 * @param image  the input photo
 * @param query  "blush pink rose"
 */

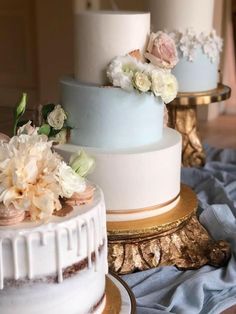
xmin=145 ymin=32 xmax=178 ymax=69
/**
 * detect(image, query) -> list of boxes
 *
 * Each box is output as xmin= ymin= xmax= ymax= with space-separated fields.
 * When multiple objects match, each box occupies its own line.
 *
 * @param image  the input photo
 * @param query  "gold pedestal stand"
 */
xmin=167 ymin=84 xmax=231 ymax=167
xmin=107 ymin=185 xmax=230 ymax=275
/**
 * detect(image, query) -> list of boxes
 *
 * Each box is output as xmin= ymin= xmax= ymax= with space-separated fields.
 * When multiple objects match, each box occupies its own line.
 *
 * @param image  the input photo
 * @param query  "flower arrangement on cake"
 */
xmin=38 ymin=103 xmax=72 ymax=144
xmin=13 ymin=93 xmax=71 ymax=144
xmin=107 ymin=31 xmax=179 ymax=103
xmin=0 ymin=95 xmax=95 ymax=226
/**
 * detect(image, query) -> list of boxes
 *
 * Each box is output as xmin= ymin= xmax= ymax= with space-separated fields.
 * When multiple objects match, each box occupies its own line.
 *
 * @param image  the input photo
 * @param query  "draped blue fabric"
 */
xmin=123 ymin=145 xmax=236 ymax=314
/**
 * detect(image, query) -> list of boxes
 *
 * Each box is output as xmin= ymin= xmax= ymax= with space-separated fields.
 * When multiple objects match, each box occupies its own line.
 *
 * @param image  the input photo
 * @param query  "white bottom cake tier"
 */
xmin=0 ymin=249 xmax=107 ymax=314
xmin=56 ymin=128 xmax=182 ymax=222
xmin=0 ymin=185 xmax=108 ymax=314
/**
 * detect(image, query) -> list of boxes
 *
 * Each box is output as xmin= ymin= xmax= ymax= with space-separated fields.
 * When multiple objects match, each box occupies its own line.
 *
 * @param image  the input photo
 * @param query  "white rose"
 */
xmin=160 ymin=73 xmax=178 ymax=103
xmin=56 ymin=162 xmax=86 ymax=198
xmin=133 ymin=72 xmax=151 ymax=92
xmin=151 ymin=70 xmax=165 ymax=97
xmin=151 ymin=71 xmax=178 ymax=103
xmin=47 ymin=105 xmax=67 ymax=130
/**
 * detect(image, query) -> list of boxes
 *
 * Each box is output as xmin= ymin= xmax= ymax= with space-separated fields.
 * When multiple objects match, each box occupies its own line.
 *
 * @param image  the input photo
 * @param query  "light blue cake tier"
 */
xmin=172 ymin=48 xmax=219 ymax=93
xmin=60 ymin=78 xmax=164 ymax=149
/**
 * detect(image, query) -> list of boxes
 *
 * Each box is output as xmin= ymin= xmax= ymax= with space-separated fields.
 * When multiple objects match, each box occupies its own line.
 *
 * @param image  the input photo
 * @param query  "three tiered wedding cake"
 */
xmin=57 ymin=10 xmax=182 ymax=223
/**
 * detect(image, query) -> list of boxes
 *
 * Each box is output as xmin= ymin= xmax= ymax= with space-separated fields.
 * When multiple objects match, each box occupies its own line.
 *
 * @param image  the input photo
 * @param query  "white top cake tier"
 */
xmin=74 ymin=10 xmax=150 ymax=85
xmin=149 ymin=0 xmax=214 ymax=33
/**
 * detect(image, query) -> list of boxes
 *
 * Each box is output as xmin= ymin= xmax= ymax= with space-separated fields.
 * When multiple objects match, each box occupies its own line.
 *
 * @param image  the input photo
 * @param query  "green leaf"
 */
xmin=13 ymin=93 xmax=27 ymax=135
xmin=41 ymin=103 xmax=55 ymax=121
xmin=38 ymin=124 xmax=51 ymax=136
xmin=49 ymin=128 xmax=61 ymax=137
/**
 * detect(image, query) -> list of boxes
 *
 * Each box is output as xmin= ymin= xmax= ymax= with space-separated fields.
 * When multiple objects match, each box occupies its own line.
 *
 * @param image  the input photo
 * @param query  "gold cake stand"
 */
xmin=167 ymin=84 xmax=231 ymax=167
xmin=107 ymin=185 xmax=230 ymax=275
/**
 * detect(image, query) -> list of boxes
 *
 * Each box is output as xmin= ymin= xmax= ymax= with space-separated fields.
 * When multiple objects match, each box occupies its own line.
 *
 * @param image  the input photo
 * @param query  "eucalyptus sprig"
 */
xmin=13 ymin=93 xmax=27 ymax=135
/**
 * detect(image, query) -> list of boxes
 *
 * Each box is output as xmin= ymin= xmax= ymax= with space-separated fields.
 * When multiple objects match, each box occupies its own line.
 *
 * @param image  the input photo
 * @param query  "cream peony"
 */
xmin=47 ymin=105 xmax=67 ymax=130
xmin=56 ymin=162 xmax=86 ymax=198
xmin=0 ymin=134 xmax=62 ymax=220
xmin=133 ymin=72 xmax=151 ymax=92
xmin=145 ymin=32 xmax=178 ymax=69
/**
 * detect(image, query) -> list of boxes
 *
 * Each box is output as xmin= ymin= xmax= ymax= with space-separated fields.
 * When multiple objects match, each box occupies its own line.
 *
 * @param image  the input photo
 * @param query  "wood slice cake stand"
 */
xmin=107 ymin=185 xmax=230 ymax=275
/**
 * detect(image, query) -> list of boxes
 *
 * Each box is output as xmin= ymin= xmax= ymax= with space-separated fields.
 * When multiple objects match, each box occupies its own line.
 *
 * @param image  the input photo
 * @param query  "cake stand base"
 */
xmin=107 ymin=185 xmax=231 ymax=275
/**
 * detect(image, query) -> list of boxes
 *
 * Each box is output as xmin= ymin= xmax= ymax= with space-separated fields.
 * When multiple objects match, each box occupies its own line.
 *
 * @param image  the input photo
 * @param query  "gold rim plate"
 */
xmin=170 ymin=83 xmax=231 ymax=106
xmin=103 ymin=272 xmax=136 ymax=314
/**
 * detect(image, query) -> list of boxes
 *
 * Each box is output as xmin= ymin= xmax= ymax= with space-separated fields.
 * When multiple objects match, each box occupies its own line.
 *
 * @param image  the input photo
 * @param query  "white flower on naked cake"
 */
xmin=107 ymin=31 xmax=179 ymax=104
xmin=0 ymin=95 xmax=95 ymax=226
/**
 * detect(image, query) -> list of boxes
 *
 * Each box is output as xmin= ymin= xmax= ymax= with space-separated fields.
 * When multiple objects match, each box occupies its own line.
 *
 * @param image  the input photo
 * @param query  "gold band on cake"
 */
xmin=107 ymin=185 xmax=198 ymax=235
xmin=107 ymin=193 xmax=180 ymax=215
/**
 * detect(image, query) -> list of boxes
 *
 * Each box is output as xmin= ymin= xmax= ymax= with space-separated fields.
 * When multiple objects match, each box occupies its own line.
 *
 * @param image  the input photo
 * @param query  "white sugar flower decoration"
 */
xmin=170 ymin=28 xmax=222 ymax=63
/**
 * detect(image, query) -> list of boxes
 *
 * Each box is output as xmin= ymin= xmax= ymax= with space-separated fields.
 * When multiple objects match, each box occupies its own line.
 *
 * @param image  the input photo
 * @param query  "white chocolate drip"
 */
xmin=0 ymin=239 xmax=3 ymax=289
xmin=26 ymin=235 xmax=33 ymax=279
xmin=40 ymin=231 xmax=47 ymax=246
xmin=76 ymin=220 xmax=83 ymax=256
xmin=66 ymin=227 xmax=74 ymax=251
xmin=12 ymin=238 xmax=19 ymax=280
xmin=92 ymin=216 xmax=99 ymax=272
xmin=0 ymin=192 xmax=106 ymax=290
xmin=56 ymin=229 xmax=63 ymax=283
xmin=86 ymin=218 xmax=92 ymax=269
